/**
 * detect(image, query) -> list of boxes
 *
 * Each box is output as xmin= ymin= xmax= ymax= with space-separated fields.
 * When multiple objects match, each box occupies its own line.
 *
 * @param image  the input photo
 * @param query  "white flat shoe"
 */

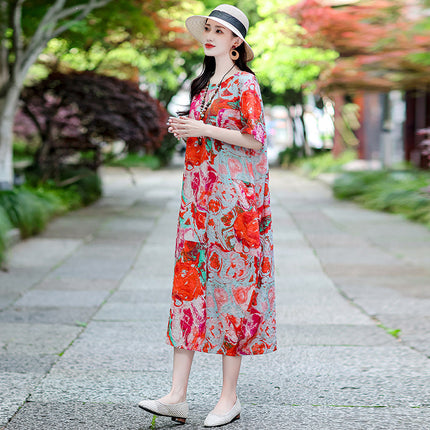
xmin=204 ymin=398 xmax=241 ymax=427
xmin=138 ymin=399 xmax=189 ymax=424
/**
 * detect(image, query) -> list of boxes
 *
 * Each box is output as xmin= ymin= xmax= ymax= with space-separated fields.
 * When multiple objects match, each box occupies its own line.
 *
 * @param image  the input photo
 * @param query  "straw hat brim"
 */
xmin=185 ymin=15 xmax=254 ymax=62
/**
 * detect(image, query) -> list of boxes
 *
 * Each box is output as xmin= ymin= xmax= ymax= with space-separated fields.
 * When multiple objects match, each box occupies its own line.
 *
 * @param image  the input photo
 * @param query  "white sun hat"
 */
xmin=185 ymin=4 xmax=254 ymax=62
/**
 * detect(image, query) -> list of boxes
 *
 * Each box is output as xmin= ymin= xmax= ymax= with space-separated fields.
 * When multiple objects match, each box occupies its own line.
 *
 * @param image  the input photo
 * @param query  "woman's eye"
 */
xmin=216 ymin=29 xmax=223 ymax=33
xmin=204 ymin=26 xmax=209 ymax=32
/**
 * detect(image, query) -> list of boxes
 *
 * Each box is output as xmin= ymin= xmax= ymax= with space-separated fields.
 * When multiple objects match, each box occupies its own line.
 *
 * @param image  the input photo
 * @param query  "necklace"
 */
xmin=199 ymin=64 xmax=236 ymax=120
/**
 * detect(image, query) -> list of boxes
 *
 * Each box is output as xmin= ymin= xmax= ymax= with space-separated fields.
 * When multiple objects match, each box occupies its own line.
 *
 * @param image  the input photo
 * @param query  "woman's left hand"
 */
xmin=168 ymin=116 xmax=207 ymax=139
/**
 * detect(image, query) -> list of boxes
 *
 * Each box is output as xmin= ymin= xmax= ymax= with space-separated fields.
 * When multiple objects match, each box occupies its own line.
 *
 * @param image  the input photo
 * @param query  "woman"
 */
xmin=139 ymin=4 xmax=276 ymax=427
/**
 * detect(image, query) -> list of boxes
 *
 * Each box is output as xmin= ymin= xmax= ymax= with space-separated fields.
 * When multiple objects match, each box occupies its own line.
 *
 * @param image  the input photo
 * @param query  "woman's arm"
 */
xmin=168 ymin=116 xmax=263 ymax=151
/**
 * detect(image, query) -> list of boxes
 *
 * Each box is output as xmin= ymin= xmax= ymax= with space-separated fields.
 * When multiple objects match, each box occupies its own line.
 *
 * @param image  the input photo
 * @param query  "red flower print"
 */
xmin=214 ymin=287 xmax=228 ymax=309
xmin=208 ymin=199 xmax=221 ymax=214
xmin=180 ymin=308 xmax=194 ymax=339
xmin=232 ymin=286 xmax=248 ymax=306
xmin=261 ymin=256 xmax=271 ymax=274
xmin=173 ymin=260 xmax=203 ymax=301
xmin=185 ymin=138 xmax=205 ymax=166
xmin=192 ymin=205 xmax=207 ymax=230
xmin=234 ymin=210 xmax=260 ymax=249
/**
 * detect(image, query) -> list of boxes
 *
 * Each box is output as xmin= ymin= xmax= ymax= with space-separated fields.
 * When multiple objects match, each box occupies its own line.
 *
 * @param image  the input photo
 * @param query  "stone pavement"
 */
xmin=0 ymin=166 xmax=429 ymax=430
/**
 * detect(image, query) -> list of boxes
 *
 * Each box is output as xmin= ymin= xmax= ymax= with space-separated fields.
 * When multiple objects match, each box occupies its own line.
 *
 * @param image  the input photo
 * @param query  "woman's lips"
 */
xmin=205 ymin=43 xmax=215 ymax=49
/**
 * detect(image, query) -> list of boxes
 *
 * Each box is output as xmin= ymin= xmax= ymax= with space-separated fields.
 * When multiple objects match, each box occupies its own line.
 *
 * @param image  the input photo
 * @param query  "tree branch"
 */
xmin=52 ymin=0 xmax=110 ymax=23
xmin=0 ymin=0 xmax=9 ymax=92
xmin=12 ymin=0 xmax=25 ymax=72
xmin=20 ymin=0 xmax=112 ymax=81
xmin=51 ymin=0 xmax=112 ymax=38
xmin=22 ymin=0 xmax=67 ymax=70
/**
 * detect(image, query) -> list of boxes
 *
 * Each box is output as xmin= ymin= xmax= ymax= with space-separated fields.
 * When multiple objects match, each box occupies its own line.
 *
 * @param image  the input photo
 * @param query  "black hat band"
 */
xmin=208 ymin=10 xmax=247 ymax=38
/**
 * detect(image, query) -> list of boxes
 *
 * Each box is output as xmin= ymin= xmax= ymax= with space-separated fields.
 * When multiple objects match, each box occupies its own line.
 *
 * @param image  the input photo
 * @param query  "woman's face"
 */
xmin=202 ymin=18 xmax=240 ymax=58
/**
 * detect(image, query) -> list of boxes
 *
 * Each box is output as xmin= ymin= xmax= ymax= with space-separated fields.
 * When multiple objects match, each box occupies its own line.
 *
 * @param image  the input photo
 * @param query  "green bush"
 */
xmin=296 ymin=150 xmax=357 ymax=178
xmin=279 ymin=146 xmax=305 ymax=166
xmin=107 ymin=153 xmax=162 ymax=170
xmin=0 ymin=207 xmax=12 ymax=265
xmin=0 ymin=167 xmax=102 ymax=265
xmin=333 ymin=170 xmax=387 ymax=199
xmin=333 ymin=170 xmax=430 ymax=227
xmin=0 ymin=188 xmax=63 ymax=238
xmin=58 ymin=167 xmax=102 ymax=206
xmin=25 ymin=166 xmax=102 ymax=207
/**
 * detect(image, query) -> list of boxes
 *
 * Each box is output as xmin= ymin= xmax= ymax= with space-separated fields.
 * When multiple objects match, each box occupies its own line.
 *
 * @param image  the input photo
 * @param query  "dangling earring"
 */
xmin=230 ymin=48 xmax=239 ymax=61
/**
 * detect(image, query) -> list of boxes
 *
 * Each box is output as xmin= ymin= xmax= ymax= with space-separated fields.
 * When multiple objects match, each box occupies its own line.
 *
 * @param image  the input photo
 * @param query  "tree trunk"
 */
xmin=0 ymin=85 xmax=20 ymax=189
xmin=332 ymin=92 xmax=345 ymax=158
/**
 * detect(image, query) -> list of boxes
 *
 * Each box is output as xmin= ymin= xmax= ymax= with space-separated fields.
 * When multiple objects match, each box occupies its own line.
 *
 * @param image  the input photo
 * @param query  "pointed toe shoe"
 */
xmin=204 ymin=398 xmax=241 ymax=427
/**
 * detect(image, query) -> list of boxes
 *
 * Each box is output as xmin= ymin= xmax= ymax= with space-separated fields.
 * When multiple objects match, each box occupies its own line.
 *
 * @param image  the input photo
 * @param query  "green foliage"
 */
xmin=13 ymin=139 xmax=37 ymax=162
xmin=0 ymin=188 xmax=61 ymax=238
xmin=333 ymin=170 xmax=430 ymax=227
xmin=279 ymin=146 xmax=305 ymax=167
xmin=294 ymin=150 xmax=357 ymax=178
xmin=249 ymin=0 xmax=338 ymax=94
xmin=107 ymin=153 xmax=163 ymax=170
xmin=0 ymin=167 xmax=101 ymax=249
xmin=0 ymin=207 xmax=12 ymax=265
xmin=26 ymin=167 xmax=102 ymax=207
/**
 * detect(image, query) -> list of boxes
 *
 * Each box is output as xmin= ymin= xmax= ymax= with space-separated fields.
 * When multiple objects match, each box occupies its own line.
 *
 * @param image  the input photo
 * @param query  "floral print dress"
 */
xmin=166 ymin=71 xmax=276 ymax=356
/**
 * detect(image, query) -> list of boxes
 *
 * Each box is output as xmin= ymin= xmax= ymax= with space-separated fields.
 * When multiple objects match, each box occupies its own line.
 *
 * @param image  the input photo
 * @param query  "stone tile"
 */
xmin=0 ymin=353 xmax=57 ymax=373
xmin=6 ymin=238 xmax=82 ymax=269
xmin=36 ymin=278 xmax=117 ymax=291
xmin=117 ymin=269 xmax=172 ymax=292
xmin=41 ymin=215 xmax=101 ymax=239
xmin=276 ymin=324 xmax=398 ymax=347
xmin=0 ymin=323 xmax=82 ymax=354
xmin=14 ymin=290 xmax=109 ymax=309
xmin=0 ymin=372 xmax=45 ymax=429
xmin=0 ymin=268 xmax=48 ymax=294
xmin=0 ymin=306 xmax=97 ymax=325
xmin=93 ymin=302 xmax=169 ymax=323
xmin=95 ymin=218 xmax=154 ymax=242
xmin=108 ymin=289 xmax=171 ymax=304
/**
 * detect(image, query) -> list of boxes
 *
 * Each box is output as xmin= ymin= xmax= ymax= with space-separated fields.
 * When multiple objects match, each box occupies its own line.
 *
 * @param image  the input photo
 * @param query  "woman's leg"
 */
xmin=211 ymin=355 xmax=242 ymax=414
xmin=159 ymin=347 xmax=195 ymax=404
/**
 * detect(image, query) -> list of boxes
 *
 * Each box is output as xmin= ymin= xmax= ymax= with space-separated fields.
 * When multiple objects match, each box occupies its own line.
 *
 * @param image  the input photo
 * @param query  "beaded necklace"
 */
xmin=199 ymin=64 xmax=236 ymax=120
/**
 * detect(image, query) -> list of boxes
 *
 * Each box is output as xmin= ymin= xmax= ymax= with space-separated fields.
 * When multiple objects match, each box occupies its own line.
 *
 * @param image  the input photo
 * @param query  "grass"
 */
xmin=293 ymin=150 xmax=357 ymax=178
xmin=377 ymin=322 xmax=402 ymax=339
xmin=333 ymin=169 xmax=430 ymax=227
xmin=0 ymin=167 xmax=102 ymax=265
xmin=0 ymin=207 xmax=12 ymax=265
xmin=107 ymin=153 xmax=163 ymax=170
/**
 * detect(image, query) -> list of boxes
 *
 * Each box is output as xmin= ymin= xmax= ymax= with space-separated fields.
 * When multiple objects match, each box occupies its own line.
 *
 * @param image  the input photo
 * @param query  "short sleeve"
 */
xmin=239 ymin=75 xmax=266 ymax=147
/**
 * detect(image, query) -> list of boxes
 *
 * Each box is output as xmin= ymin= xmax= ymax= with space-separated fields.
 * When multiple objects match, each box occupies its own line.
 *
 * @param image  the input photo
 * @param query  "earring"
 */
xmin=230 ymin=48 xmax=239 ymax=61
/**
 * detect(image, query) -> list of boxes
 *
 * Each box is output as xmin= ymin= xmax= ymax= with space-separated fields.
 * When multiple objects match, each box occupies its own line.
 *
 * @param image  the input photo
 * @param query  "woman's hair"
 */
xmin=177 ymin=40 xmax=254 ymax=116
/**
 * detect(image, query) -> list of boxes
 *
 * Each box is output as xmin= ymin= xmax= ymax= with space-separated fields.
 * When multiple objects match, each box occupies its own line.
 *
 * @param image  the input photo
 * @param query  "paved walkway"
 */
xmin=1 ymin=167 xmax=429 ymax=429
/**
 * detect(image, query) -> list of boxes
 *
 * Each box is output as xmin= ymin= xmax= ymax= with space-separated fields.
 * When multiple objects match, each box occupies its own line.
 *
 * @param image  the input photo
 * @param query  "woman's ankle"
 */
xmin=159 ymin=390 xmax=187 ymax=404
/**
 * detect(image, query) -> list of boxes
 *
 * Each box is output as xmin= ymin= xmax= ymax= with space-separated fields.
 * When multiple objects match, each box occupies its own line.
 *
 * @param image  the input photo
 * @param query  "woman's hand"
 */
xmin=167 ymin=115 xmax=263 ymax=151
xmin=167 ymin=116 xmax=207 ymax=139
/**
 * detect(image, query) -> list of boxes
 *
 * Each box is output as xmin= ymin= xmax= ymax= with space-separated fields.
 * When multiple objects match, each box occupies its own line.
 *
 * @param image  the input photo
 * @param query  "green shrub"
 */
xmin=0 ymin=189 xmax=59 ymax=238
xmin=279 ymin=146 xmax=305 ymax=166
xmin=333 ymin=169 xmax=430 ymax=227
xmin=0 ymin=206 xmax=12 ymax=264
xmin=107 ymin=153 xmax=162 ymax=170
xmin=59 ymin=167 xmax=102 ymax=206
xmin=0 ymin=167 xmax=102 ymax=265
xmin=333 ymin=170 xmax=388 ymax=199
xmin=296 ymin=150 xmax=357 ymax=178
xmin=25 ymin=166 xmax=102 ymax=207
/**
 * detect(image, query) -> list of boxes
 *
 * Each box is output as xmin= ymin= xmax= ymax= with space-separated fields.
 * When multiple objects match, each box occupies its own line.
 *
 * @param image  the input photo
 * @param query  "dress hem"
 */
xmin=166 ymin=339 xmax=277 ymax=357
